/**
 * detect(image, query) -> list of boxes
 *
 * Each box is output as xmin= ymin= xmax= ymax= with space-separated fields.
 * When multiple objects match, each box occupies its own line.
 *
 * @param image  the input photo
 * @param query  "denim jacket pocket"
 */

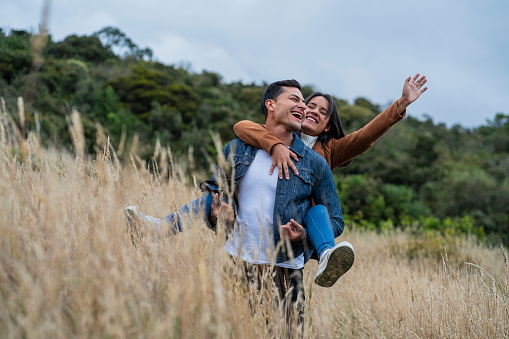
xmin=226 ymin=154 xmax=240 ymax=168
xmin=293 ymin=168 xmax=315 ymax=197
xmin=228 ymin=155 xmax=250 ymax=179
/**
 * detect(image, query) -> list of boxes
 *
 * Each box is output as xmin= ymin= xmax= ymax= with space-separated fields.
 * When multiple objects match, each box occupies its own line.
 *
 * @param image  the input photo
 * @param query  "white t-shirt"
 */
xmin=223 ymin=150 xmax=304 ymax=269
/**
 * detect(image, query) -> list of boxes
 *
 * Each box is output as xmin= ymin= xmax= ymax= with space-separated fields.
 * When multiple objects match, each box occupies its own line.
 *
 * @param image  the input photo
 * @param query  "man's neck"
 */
xmin=264 ymin=121 xmax=295 ymax=146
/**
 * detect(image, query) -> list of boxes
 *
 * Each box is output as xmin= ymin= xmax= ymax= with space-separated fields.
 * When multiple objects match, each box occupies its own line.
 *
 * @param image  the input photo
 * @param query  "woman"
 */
xmin=234 ymin=74 xmax=428 ymax=179
xmin=232 ymin=73 xmax=428 ymax=286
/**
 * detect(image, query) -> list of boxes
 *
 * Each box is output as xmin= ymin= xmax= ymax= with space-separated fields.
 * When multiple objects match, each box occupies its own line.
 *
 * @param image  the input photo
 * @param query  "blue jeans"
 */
xmin=304 ymin=205 xmax=336 ymax=259
xmin=163 ymin=194 xmax=215 ymax=234
xmin=163 ymin=196 xmax=336 ymax=261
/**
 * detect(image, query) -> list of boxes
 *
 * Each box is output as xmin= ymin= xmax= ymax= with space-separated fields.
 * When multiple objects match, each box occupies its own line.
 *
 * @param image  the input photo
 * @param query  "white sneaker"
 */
xmin=124 ymin=206 xmax=162 ymax=246
xmin=314 ymin=241 xmax=355 ymax=287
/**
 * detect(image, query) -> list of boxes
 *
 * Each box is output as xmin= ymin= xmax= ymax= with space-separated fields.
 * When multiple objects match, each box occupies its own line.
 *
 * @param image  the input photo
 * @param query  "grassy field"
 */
xmin=1 ymin=112 xmax=508 ymax=338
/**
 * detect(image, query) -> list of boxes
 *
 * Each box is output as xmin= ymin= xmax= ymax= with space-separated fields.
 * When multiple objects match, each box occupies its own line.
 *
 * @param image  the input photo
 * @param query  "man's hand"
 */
xmin=280 ymin=219 xmax=305 ymax=242
xmin=398 ymin=73 xmax=428 ymax=114
xmin=210 ymin=193 xmax=234 ymax=224
xmin=269 ymin=144 xmax=299 ymax=180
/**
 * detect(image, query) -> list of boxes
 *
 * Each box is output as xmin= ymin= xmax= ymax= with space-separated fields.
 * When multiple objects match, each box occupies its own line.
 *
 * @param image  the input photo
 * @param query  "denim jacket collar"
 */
xmin=289 ymin=132 xmax=306 ymax=158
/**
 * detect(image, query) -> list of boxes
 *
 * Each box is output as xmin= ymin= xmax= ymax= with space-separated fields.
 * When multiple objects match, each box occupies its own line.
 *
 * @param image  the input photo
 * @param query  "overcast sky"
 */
xmin=2 ymin=0 xmax=509 ymax=128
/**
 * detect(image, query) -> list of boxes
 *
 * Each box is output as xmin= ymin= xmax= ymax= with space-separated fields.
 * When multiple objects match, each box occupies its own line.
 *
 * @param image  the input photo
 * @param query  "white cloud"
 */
xmin=152 ymin=33 xmax=251 ymax=82
xmin=1 ymin=0 xmax=508 ymax=127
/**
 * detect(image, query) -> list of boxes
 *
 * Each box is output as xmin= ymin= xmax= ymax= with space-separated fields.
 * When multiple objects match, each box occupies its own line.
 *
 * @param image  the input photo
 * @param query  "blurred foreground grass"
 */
xmin=0 ymin=109 xmax=508 ymax=338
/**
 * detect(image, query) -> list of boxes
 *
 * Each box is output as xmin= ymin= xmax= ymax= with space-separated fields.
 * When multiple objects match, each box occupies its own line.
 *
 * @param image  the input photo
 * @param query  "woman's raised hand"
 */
xmin=398 ymin=73 xmax=428 ymax=113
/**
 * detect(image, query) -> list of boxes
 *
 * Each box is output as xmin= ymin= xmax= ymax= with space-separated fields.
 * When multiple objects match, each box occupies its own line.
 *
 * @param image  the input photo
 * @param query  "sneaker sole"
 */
xmin=314 ymin=245 xmax=355 ymax=287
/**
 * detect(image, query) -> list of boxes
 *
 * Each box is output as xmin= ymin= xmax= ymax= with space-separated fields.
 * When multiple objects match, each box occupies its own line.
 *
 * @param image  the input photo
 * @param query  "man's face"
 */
xmin=268 ymin=86 xmax=307 ymax=131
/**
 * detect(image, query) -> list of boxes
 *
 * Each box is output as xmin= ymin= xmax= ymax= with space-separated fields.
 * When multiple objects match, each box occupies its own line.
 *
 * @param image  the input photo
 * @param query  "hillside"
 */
xmin=0 ymin=26 xmax=508 ymax=242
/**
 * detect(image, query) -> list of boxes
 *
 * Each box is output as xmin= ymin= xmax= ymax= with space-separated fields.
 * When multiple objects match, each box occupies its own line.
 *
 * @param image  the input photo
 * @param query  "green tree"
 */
xmin=46 ymin=34 xmax=116 ymax=63
xmin=93 ymin=26 xmax=153 ymax=61
xmin=0 ymin=29 xmax=32 ymax=84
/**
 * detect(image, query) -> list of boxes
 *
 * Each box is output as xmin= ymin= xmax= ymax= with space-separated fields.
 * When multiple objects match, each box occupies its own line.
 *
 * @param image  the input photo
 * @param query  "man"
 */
xmin=127 ymin=79 xmax=346 ymax=332
xmin=197 ymin=79 xmax=344 ymax=329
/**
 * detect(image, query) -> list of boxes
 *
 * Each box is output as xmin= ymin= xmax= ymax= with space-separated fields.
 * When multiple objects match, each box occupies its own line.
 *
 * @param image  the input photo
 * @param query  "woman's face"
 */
xmin=301 ymin=96 xmax=330 ymax=136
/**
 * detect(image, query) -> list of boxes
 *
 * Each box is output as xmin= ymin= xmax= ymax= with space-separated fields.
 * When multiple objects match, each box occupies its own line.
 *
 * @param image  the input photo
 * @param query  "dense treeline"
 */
xmin=0 ymin=27 xmax=507 ymax=243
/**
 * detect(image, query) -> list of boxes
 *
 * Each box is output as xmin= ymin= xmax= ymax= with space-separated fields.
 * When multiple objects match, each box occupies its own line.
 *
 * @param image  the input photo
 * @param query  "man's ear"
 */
xmin=265 ymin=99 xmax=275 ymax=112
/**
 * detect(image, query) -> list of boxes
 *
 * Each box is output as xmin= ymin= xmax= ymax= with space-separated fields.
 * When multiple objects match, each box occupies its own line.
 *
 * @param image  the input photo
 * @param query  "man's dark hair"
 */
xmin=260 ymin=79 xmax=302 ymax=119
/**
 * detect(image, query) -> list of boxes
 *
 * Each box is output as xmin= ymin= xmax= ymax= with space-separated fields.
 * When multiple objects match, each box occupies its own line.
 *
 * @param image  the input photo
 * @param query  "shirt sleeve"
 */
xmin=326 ymin=100 xmax=406 ymax=169
xmin=233 ymin=120 xmax=283 ymax=155
xmin=202 ymin=141 xmax=234 ymax=229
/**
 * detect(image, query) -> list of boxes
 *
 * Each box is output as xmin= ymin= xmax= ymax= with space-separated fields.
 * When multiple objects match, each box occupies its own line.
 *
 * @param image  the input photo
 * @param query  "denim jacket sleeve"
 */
xmin=310 ymin=161 xmax=345 ymax=238
xmin=199 ymin=140 xmax=238 ymax=231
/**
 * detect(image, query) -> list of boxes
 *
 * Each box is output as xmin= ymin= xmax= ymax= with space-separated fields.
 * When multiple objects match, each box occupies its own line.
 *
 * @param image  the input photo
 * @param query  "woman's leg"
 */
xmin=304 ymin=204 xmax=355 ymax=288
xmin=304 ymin=204 xmax=335 ymax=258
xmin=125 ymin=193 xmax=215 ymax=243
xmin=162 ymin=193 xmax=215 ymax=234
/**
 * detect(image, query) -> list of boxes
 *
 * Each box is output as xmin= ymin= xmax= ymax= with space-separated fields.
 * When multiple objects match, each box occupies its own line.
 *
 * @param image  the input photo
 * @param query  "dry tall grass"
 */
xmin=0 ymin=107 xmax=508 ymax=338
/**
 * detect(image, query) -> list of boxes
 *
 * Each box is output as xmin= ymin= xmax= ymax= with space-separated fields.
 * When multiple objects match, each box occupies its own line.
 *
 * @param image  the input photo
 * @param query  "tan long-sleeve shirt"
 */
xmin=234 ymin=100 xmax=406 ymax=169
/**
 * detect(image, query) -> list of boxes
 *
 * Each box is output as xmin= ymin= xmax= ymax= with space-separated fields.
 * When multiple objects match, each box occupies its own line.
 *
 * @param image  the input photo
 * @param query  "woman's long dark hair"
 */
xmin=303 ymin=92 xmax=352 ymax=167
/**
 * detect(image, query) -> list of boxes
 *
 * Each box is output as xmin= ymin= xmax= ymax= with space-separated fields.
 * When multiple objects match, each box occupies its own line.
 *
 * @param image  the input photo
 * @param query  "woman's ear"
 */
xmin=324 ymin=124 xmax=330 ymax=133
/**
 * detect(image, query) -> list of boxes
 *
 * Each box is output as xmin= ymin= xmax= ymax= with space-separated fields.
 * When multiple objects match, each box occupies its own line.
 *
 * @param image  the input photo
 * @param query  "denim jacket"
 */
xmin=200 ymin=134 xmax=344 ymax=264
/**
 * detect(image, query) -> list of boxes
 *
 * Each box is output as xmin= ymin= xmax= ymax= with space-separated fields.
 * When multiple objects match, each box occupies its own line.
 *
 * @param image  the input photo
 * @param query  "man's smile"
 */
xmin=291 ymin=111 xmax=304 ymax=121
